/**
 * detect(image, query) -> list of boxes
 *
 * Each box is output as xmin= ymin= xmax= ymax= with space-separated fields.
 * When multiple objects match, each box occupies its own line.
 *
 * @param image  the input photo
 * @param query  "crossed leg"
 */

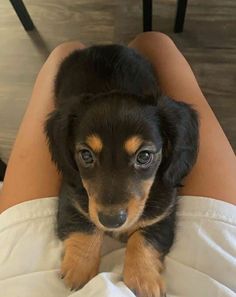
xmin=0 ymin=41 xmax=85 ymax=213
xmin=0 ymin=32 xmax=235 ymax=215
xmin=129 ymin=32 xmax=236 ymax=205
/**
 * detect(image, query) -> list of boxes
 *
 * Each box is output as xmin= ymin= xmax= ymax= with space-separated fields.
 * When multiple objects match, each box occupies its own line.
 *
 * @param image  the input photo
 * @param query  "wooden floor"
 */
xmin=0 ymin=0 xmax=235 ymax=161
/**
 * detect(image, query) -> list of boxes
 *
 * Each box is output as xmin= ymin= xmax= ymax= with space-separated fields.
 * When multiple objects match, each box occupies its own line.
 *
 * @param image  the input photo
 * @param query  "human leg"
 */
xmin=0 ymin=41 xmax=86 ymax=213
xmin=129 ymin=32 xmax=236 ymax=205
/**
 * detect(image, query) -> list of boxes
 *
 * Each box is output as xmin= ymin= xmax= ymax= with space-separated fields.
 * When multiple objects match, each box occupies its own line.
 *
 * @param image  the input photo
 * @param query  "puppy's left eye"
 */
xmin=135 ymin=150 xmax=153 ymax=168
xmin=79 ymin=149 xmax=94 ymax=166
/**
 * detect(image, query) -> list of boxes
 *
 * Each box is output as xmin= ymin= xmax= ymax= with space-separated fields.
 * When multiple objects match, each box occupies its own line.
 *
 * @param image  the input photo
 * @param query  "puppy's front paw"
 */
xmin=123 ymin=232 xmax=166 ymax=297
xmin=61 ymin=251 xmax=99 ymax=290
xmin=60 ymin=231 xmax=102 ymax=290
xmin=124 ymin=266 xmax=165 ymax=297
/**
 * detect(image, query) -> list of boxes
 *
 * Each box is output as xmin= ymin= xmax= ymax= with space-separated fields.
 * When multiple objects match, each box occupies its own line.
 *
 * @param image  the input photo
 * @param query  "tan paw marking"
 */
xmin=61 ymin=231 xmax=103 ymax=290
xmin=124 ymin=232 xmax=166 ymax=297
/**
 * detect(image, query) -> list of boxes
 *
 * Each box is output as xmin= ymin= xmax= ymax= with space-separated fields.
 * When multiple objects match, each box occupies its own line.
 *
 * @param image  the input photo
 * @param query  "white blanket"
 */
xmin=0 ymin=195 xmax=235 ymax=297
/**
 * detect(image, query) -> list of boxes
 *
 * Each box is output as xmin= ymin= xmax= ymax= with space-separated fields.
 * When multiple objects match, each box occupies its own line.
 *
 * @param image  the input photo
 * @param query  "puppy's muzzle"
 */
xmin=98 ymin=209 xmax=127 ymax=228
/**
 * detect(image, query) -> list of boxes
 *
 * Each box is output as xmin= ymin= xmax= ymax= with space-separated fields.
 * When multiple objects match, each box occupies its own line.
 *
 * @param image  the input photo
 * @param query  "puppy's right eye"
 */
xmin=79 ymin=149 xmax=94 ymax=166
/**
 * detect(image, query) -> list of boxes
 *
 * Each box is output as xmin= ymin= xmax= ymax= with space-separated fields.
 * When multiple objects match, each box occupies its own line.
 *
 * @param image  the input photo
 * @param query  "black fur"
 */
xmin=0 ymin=159 xmax=6 ymax=181
xmin=45 ymin=44 xmax=199 ymax=278
xmin=56 ymin=183 xmax=95 ymax=239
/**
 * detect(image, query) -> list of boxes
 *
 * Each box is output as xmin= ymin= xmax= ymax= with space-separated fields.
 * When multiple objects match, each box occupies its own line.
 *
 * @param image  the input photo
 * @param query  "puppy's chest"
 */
xmin=105 ymin=231 xmax=129 ymax=243
xmin=104 ymin=221 xmax=143 ymax=243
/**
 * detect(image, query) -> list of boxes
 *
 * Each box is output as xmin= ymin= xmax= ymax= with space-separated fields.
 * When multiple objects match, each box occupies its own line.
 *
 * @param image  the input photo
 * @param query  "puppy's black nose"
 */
xmin=98 ymin=210 xmax=127 ymax=228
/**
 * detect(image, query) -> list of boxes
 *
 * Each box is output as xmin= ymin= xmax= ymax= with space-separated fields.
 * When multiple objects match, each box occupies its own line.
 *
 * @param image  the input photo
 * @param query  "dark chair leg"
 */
xmin=143 ymin=0 xmax=152 ymax=32
xmin=0 ymin=159 xmax=7 ymax=181
xmin=174 ymin=0 xmax=188 ymax=33
xmin=9 ymin=0 xmax=35 ymax=31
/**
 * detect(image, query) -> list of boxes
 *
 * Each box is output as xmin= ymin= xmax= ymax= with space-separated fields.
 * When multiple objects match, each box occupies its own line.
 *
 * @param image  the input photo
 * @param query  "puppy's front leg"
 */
xmin=57 ymin=183 xmax=104 ymax=290
xmin=61 ymin=230 xmax=103 ymax=290
xmin=124 ymin=231 xmax=166 ymax=297
xmin=124 ymin=208 xmax=175 ymax=297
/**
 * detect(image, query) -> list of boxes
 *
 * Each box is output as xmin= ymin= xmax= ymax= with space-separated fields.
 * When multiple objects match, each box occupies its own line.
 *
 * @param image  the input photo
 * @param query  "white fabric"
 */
xmin=0 ymin=194 xmax=235 ymax=297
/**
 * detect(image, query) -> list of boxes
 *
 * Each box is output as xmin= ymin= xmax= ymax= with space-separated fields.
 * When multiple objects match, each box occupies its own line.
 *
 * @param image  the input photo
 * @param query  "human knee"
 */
xmin=130 ymin=32 xmax=174 ymax=48
xmin=49 ymin=41 xmax=86 ymax=63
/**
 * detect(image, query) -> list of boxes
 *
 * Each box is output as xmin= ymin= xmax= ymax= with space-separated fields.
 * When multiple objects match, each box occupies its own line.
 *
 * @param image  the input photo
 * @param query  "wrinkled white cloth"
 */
xmin=0 ymin=193 xmax=235 ymax=297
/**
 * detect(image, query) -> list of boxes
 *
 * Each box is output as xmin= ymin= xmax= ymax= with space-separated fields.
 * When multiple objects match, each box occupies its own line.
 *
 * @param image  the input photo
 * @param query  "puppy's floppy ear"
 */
xmin=157 ymin=95 xmax=199 ymax=187
xmin=45 ymin=109 xmax=78 ymax=182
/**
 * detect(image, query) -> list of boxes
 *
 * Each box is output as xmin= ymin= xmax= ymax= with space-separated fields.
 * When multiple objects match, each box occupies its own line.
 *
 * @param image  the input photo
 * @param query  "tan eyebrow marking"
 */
xmin=124 ymin=135 xmax=143 ymax=155
xmin=86 ymin=134 xmax=103 ymax=153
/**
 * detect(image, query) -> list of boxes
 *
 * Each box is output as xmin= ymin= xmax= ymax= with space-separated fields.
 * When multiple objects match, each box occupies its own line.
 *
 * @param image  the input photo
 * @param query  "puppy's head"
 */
xmin=46 ymin=91 xmax=198 ymax=232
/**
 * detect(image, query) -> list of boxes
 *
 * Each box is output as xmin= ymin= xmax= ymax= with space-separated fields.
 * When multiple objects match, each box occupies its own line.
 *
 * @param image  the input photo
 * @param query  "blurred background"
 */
xmin=0 ymin=0 xmax=235 ymax=162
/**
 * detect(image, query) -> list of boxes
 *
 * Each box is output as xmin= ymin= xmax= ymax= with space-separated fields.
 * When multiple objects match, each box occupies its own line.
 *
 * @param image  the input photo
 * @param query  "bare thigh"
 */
xmin=0 ymin=41 xmax=86 ymax=213
xmin=1 ymin=34 xmax=235 ymax=215
xmin=129 ymin=32 xmax=236 ymax=205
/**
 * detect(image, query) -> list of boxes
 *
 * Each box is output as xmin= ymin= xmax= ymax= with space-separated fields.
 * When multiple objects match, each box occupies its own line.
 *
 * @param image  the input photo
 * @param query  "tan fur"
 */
xmin=125 ymin=178 xmax=154 ymax=228
xmin=88 ymin=196 xmax=101 ymax=226
xmin=140 ymin=178 xmax=154 ymax=198
xmin=81 ymin=178 xmax=99 ymax=199
xmin=61 ymin=231 xmax=103 ymax=290
xmin=86 ymin=134 xmax=103 ymax=153
xmin=137 ymin=201 xmax=175 ymax=229
xmin=124 ymin=231 xmax=165 ymax=297
xmin=73 ymin=200 xmax=89 ymax=218
xmin=87 ymin=178 xmax=154 ymax=232
xmin=124 ymin=135 xmax=143 ymax=155
xmin=81 ymin=178 xmax=90 ymax=194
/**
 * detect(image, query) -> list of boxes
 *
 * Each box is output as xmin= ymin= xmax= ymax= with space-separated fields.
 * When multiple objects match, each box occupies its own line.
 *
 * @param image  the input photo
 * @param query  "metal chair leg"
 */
xmin=143 ymin=0 xmax=152 ymax=32
xmin=9 ymin=0 xmax=35 ymax=31
xmin=174 ymin=0 xmax=188 ymax=33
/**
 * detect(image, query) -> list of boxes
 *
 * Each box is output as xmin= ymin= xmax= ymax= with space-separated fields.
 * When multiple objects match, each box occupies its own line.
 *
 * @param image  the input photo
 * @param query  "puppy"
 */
xmin=45 ymin=44 xmax=199 ymax=297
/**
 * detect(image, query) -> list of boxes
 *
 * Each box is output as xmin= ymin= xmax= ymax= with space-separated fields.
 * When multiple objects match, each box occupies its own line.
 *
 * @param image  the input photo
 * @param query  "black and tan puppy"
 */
xmin=45 ymin=44 xmax=199 ymax=297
